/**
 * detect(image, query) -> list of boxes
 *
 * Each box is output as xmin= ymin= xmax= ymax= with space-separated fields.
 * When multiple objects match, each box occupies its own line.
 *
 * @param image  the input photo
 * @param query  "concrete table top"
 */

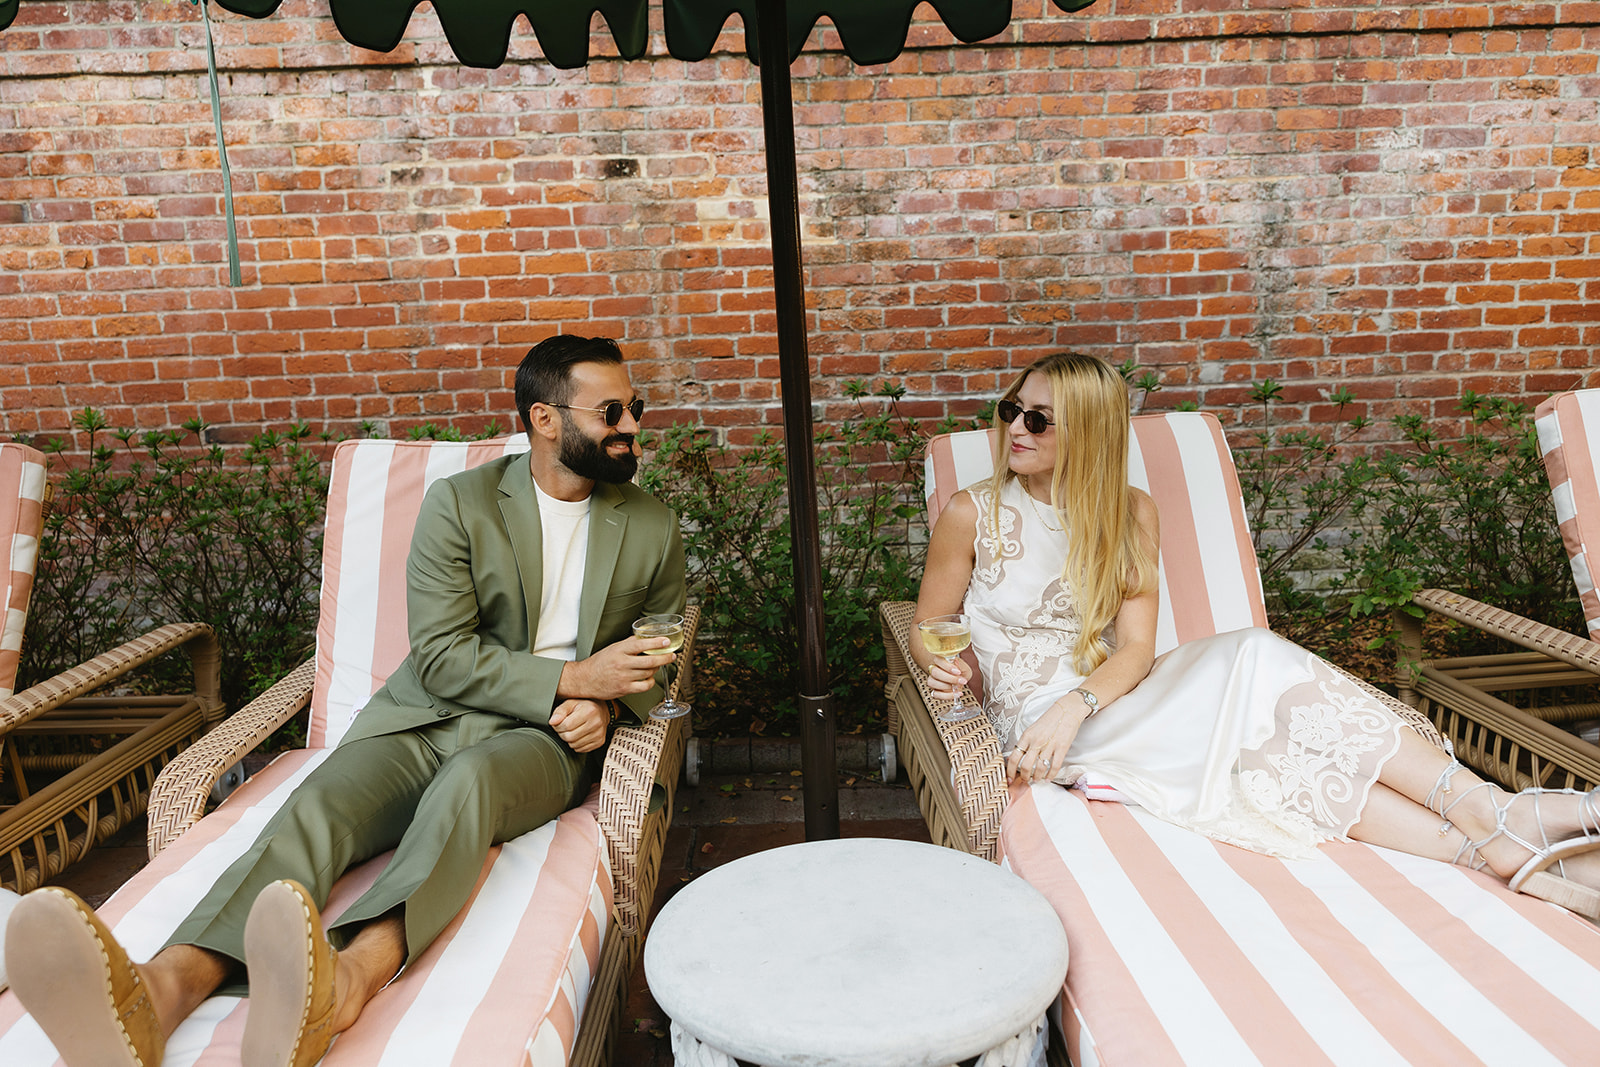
xmin=644 ymin=837 xmax=1069 ymax=1067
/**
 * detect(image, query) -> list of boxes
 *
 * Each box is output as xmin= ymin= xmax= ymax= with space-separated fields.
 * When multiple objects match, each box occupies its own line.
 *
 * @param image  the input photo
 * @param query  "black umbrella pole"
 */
xmin=755 ymin=0 xmax=838 ymax=841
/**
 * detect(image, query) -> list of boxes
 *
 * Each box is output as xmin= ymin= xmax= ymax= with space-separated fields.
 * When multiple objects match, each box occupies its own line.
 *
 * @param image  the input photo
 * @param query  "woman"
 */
xmin=912 ymin=352 xmax=1600 ymax=916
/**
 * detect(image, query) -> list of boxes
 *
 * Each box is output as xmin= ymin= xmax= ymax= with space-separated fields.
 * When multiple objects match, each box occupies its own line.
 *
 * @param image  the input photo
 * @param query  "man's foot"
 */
xmin=5 ymin=887 xmax=165 ymax=1067
xmin=242 ymin=880 xmax=338 ymax=1067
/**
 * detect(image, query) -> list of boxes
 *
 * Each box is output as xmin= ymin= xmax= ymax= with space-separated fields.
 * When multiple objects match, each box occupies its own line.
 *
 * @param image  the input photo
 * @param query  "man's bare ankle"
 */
xmin=141 ymin=945 xmax=231 ymax=1036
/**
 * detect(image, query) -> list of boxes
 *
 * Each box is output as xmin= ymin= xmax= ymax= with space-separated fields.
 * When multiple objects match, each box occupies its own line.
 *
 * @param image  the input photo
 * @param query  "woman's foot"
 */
xmin=1453 ymin=786 xmax=1600 ymax=917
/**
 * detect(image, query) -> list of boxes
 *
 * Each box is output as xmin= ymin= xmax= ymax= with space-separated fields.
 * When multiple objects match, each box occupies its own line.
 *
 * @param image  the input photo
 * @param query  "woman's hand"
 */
xmin=1006 ymin=699 xmax=1087 ymax=784
xmin=924 ymin=654 xmax=972 ymax=702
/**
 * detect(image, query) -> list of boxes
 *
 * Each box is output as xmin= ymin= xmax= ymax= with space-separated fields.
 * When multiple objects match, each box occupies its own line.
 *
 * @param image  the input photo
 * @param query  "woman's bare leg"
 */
xmin=1348 ymin=781 xmax=1474 ymax=862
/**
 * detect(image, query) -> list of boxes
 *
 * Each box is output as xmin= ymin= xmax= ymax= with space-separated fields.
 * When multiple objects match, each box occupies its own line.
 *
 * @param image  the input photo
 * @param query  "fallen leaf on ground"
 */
xmin=720 ymin=816 xmax=738 ymax=824
xmin=779 ymin=795 xmax=794 ymax=802
xmin=790 ymin=770 xmax=802 ymax=777
xmin=845 ymin=777 xmax=856 ymax=786
xmin=700 ymin=842 xmax=715 ymax=854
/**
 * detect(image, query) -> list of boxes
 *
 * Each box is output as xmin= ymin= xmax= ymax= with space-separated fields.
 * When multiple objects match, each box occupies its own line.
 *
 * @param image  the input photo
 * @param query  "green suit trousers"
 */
xmin=165 ymin=711 xmax=590 ymax=973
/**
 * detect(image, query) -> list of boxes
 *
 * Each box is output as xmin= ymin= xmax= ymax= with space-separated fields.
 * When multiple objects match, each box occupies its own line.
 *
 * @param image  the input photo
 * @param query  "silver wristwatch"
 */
xmin=1069 ymin=687 xmax=1099 ymax=715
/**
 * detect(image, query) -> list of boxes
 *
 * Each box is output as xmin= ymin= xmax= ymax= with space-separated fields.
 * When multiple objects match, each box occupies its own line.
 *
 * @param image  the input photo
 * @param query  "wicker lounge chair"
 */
xmin=882 ymin=419 xmax=1600 ymax=1066
xmin=0 ymin=436 xmax=693 ymax=1066
xmin=0 ymin=442 xmax=223 ymax=895
xmin=1394 ymin=389 xmax=1600 ymax=794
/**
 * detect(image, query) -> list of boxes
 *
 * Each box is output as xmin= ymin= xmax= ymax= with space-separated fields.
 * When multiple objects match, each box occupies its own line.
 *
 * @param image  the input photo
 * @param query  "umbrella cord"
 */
xmin=196 ymin=0 xmax=241 ymax=287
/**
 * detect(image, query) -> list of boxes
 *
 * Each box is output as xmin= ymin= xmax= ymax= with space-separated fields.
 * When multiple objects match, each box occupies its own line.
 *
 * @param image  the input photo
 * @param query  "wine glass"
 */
xmin=633 ymin=613 xmax=690 ymax=720
xmin=918 ymin=613 xmax=979 ymax=723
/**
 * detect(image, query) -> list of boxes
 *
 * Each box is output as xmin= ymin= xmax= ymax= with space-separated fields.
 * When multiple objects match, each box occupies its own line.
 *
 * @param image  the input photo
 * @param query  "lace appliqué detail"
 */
xmin=970 ymin=486 xmax=1023 ymax=587
xmin=1237 ymin=656 xmax=1403 ymax=842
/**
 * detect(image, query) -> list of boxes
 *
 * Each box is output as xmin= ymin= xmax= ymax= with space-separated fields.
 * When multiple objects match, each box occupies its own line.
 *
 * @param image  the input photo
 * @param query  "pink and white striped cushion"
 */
xmin=0 ymin=754 xmax=610 ymax=1066
xmin=1535 ymin=391 xmax=1600 ymax=640
xmin=1003 ymin=785 xmax=1600 ymax=1066
xmin=0 ymin=443 xmax=46 ymax=700
xmin=923 ymin=415 xmax=1267 ymax=658
xmin=312 ymin=437 xmax=531 ymax=749
xmin=0 ymin=434 xmax=611 ymax=1066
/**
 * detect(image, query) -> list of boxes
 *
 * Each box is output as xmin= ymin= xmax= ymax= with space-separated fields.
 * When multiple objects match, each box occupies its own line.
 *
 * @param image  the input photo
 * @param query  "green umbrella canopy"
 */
xmin=1 ymin=0 xmax=1093 ymax=69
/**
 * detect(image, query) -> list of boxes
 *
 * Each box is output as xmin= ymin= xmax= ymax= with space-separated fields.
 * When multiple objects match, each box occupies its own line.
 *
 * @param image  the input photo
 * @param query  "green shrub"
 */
xmin=639 ymin=382 xmax=937 ymax=735
xmin=20 ymin=412 xmax=331 ymax=734
xmin=18 ymin=412 xmax=508 ymax=742
xmin=1344 ymin=391 xmax=1579 ymax=643
xmin=1199 ymin=385 xmax=1578 ymax=661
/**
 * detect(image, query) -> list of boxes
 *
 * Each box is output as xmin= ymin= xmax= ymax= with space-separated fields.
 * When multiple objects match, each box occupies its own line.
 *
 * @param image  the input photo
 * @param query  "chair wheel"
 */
xmin=879 ymin=734 xmax=898 ymax=783
xmin=209 ymin=763 xmax=247 ymax=805
xmin=684 ymin=736 xmax=702 ymax=787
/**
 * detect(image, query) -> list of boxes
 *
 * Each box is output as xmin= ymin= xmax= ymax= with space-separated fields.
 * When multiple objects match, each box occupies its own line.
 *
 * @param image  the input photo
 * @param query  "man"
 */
xmin=6 ymin=335 xmax=686 ymax=1067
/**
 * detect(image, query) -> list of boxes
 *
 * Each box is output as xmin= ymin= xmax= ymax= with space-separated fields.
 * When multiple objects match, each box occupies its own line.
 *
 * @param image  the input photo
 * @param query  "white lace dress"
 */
xmin=967 ymin=480 xmax=1408 ymax=858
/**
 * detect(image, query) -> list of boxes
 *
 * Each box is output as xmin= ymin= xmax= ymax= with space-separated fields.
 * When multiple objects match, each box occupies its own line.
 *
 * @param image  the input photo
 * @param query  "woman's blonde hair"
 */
xmin=986 ymin=352 xmax=1158 ymax=673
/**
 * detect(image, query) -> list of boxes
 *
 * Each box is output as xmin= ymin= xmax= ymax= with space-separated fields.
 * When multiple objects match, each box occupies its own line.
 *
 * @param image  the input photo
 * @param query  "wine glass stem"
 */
xmin=946 ymin=656 xmax=962 ymax=708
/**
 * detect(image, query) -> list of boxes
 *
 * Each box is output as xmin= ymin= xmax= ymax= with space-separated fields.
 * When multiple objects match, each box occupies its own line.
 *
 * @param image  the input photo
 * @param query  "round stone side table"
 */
xmin=644 ymin=837 xmax=1069 ymax=1067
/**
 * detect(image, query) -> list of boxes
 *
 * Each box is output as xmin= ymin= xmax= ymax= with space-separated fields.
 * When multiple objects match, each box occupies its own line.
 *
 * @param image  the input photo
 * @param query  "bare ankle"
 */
xmin=140 ymin=945 xmax=231 ymax=1038
xmin=330 ymin=950 xmax=397 ymax=1033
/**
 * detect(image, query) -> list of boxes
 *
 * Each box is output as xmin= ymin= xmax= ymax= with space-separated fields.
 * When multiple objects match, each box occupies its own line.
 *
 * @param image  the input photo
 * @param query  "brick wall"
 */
xmin=2 ymin=0 xmax=1597 ymax=450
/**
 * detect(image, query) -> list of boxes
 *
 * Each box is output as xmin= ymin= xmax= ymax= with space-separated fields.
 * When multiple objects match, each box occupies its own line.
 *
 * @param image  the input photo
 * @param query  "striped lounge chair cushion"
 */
xmin=0 ymin=443 xmax=46 ymax=700
xmin=0 ymin=754 xmax=611 ymax=1066
xmin=1535 ymin=391 xmax=1600 ymax=641
xmin=0 ymin=436 xmax=613 ymax=1066
xmin=1004 ymin=784 xmax=1600 ymax=1066
xmin=923 ymin=414 xmax=1268 ymax=659
xmin=313 ymin=436 xmax=534 ymax=749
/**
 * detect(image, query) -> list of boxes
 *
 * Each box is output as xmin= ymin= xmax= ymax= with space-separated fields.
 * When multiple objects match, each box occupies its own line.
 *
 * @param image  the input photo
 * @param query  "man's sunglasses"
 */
xmin=547 ymin=398 xmax=646 ymax=427
xmin=996 ymin=399 xmax=1055 ymax=435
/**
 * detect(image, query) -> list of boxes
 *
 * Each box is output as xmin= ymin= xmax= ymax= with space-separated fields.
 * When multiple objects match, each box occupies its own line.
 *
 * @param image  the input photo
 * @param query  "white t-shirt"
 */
xmin=531 ymin=481 xmax=591 ymax=661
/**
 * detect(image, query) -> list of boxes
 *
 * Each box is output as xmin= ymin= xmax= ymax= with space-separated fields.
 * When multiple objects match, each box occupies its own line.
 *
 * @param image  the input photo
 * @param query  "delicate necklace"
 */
xmin=1019 ymin=477 xmax=1063 ymax=532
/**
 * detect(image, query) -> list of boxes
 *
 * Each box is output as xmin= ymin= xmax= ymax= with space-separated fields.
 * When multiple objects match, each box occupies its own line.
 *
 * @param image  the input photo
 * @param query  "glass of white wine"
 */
xmin=633 ymin=613 xmax=690 ymax=720
xmin=918 ymin=613 xmax=979 ymax=722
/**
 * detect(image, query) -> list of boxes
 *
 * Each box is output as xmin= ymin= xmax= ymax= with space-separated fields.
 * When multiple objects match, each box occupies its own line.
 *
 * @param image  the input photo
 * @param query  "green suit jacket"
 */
xmin=342 ymin=452 xmax=687 ymax=746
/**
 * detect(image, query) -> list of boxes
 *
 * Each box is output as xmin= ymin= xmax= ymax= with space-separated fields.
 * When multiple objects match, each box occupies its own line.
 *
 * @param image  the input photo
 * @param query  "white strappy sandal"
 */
xmin=1429 ymin=758 xmax=1600 ymax=919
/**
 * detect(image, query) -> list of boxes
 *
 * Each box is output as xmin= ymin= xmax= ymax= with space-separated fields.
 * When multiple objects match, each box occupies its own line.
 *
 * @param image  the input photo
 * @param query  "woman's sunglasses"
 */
xmin=547 ymin=398 xmax=646 ymax=426
xmin=996 ymin=399 xmax=1055 ymax=435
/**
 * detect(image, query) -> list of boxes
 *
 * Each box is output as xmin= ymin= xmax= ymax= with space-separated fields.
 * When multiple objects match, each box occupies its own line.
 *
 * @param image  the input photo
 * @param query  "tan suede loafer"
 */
xmin=242 ymin=880 xmax=339 ymax=1067
xmin=5 ymin=887 xmax=165 ymax=1067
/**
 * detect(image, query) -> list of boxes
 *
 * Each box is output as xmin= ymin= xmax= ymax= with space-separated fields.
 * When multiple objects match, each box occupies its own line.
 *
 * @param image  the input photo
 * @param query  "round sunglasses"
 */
xmin=547 ymin=398 xmax=646 ymax=426
xmin=996 ymin=398 xmax=1055 ymax=435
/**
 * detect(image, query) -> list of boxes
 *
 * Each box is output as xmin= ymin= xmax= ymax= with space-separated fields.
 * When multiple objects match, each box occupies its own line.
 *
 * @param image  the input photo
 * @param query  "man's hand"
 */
xmin=550 ymin=699 xmax=610 ymax=754
xmin=559 ymin=635 xmax=675 ymax=701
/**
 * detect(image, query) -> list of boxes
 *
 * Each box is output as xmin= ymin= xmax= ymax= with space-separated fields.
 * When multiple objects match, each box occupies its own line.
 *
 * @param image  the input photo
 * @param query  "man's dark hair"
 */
xmin=514 ymin=335 xmax=624 ymax=433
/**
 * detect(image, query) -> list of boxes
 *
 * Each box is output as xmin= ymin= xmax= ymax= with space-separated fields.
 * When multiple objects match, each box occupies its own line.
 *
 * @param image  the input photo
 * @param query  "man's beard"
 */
xmin=558 ymin=416 xmax=638 ymax=483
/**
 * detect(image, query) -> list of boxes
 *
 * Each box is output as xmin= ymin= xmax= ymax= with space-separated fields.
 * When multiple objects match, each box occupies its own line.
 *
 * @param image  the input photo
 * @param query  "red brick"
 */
xmin=0 ymin=5 xmax=1591 ymax=451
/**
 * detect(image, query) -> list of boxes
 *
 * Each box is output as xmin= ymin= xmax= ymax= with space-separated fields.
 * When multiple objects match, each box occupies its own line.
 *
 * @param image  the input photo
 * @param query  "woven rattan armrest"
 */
xmin=145 ymin=657 xmax=316 ymax=857
xmin=880 ymin=601 xmax=1007 ymax=859
xmin=595 ymin=603 xmax=697 ymax=937
xmin=0 ymin=622 xmax=222 ymax=734
xmin=1405 ymin=588 xmax=1600 ymax=676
